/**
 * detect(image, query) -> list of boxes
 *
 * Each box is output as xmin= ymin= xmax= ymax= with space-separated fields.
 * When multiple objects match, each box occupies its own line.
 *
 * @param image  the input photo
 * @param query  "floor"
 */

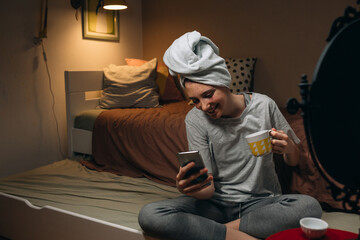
xmin=322 ymin=211 xmax=360 ymax=234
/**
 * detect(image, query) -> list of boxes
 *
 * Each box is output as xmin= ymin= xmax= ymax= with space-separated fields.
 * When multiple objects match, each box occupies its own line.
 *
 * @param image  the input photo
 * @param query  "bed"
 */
xmin=0 ymin=158 xmax=180 ymax=240
xmin=1 ymin=58 xmax=359 ymax=239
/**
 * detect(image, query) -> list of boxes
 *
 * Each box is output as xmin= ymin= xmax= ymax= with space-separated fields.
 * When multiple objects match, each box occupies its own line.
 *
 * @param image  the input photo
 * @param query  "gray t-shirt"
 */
xmin=185 ymin=93 xmax=300 ymax=203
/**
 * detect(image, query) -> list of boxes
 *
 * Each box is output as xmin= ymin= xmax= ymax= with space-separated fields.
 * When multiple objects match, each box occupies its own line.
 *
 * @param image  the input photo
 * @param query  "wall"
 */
xmin=142 ymin=0 xmax=355 ymax=105
xmin=0 ymin=0 xmax=143 ymax=177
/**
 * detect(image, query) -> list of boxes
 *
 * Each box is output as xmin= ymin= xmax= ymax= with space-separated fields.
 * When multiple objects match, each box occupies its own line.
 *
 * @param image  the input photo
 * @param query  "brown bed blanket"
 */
xmin=82 ymin=101 xmax=343 ymax=211
xmin=83 ymin=101 xmax=193 ymax=186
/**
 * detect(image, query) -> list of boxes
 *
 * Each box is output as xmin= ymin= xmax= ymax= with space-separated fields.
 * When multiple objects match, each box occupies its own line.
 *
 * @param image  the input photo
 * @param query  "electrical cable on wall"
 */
xmin=34 ymin=0 xmax=65 ymax=159
xmin=40 ymin=41 xmax=66 ymax=160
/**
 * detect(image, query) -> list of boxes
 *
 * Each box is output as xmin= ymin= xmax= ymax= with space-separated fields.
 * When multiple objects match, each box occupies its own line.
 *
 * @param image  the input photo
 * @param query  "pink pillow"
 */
xmin=125 ymin=58 xmax=185 ymax=102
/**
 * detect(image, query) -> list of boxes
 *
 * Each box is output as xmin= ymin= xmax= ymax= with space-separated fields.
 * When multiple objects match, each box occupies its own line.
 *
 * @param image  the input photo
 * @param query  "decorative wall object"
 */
xmin=82 ymin=0 xmax=119 ymax=41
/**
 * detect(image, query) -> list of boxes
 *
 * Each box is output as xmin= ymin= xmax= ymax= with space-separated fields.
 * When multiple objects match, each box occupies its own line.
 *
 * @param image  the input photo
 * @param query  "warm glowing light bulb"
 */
xmin=103 ymin=5 xmax=128 ymax=10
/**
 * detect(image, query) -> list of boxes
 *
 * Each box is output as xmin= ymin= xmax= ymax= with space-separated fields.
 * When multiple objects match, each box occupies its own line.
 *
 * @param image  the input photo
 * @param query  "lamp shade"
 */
xmin=103 ymin=0 xmax=128 ymax=10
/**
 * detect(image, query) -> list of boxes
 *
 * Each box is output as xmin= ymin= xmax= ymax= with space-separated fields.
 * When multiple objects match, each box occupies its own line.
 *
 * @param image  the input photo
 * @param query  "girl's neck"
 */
xmin=223 ymin=93 xmax=246 ymax=118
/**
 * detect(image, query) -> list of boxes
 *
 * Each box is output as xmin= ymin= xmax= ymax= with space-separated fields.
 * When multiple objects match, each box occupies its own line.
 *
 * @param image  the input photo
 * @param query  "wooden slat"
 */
xmin=65 ymin=71 xmax=104 ymax=157
xmin=65 ymin=71 xmax=103 ymax=93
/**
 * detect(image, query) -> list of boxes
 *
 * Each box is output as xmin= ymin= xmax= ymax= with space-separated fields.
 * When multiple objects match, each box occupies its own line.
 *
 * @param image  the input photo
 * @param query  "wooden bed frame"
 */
xmin=0 ymin=192 xmax=148 ymax=240
xmin=65 ymin=71 xmax=104 ymax=157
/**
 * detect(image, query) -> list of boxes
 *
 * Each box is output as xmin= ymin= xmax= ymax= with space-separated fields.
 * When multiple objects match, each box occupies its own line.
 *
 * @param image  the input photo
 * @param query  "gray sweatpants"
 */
xmin=138 ymin=194 xmax=322 ymax=240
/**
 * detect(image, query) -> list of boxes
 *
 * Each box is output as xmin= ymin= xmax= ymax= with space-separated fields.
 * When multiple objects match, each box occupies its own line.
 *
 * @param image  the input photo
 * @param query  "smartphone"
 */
xmin=177 ymin=150 xmax=208 ymax=184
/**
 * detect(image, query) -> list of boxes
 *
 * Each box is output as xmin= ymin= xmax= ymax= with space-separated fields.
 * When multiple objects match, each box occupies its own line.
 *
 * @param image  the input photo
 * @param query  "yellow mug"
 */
xmin=245 ymin=130 xmax=272 ymax=157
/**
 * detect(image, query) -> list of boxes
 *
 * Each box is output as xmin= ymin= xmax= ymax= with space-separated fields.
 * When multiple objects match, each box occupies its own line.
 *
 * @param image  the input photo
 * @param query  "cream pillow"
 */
xmin=99 ymin=58 xmax=159 ymax=109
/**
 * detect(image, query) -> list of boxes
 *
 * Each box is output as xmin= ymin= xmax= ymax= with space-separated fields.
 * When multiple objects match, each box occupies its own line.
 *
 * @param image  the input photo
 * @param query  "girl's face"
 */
xmin=184 ymin=80 xmax=230 ymax=119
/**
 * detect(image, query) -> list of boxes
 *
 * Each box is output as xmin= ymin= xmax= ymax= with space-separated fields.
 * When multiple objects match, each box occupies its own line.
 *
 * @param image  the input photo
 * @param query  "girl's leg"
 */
xmin=239 ymin=194 xmax=322 ymax=239
xmin=138 ymin=195 xmax=228 ymax=240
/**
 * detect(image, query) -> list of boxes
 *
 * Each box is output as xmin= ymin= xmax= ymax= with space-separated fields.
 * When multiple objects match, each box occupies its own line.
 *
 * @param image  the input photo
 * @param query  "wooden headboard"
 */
xmin=64 ymin=71 xmax=103 ymax=157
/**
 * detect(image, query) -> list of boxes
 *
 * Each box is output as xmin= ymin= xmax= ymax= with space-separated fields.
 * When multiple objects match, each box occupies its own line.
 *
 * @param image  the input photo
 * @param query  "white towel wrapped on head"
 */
xmin=163 ymin=31 xmax=231 ymax=88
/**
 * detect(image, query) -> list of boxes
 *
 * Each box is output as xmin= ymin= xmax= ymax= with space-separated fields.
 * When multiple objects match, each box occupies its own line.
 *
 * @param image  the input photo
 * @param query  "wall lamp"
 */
xmin=34 ymin=0 xmax=48 ymax=45
xmin=71 ymin=0 xmax=128 ymax=11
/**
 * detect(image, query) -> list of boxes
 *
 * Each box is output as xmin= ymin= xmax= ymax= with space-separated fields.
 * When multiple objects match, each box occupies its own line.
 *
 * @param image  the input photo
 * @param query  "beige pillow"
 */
xmin=99 ymin=58 xmax=159 ymax=109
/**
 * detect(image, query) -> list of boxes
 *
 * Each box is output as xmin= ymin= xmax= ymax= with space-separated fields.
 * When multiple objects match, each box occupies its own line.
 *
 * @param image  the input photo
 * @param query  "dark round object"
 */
xmin=309 ymin=18 xmax=360 ymax=189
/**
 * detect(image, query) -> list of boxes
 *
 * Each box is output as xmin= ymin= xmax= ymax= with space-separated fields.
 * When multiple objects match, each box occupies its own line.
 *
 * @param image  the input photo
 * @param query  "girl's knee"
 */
xmin=293 ymin=194 xmax=322 ymax=218
xmin=280 ymin=194 xmax=322 ymax=218
xmin=138 ymin=200 xmax=179 ymax=234
xmin=138 ymin=202 xmax=160 ymax=232
xmin=304 ymin=195 xmax=322 ymax=218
